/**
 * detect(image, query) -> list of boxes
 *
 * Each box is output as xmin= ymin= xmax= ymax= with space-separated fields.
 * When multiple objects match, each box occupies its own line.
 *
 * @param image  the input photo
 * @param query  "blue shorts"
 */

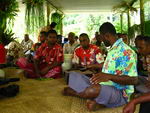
xmin=69 ymin=72 xmax=127 ymax=107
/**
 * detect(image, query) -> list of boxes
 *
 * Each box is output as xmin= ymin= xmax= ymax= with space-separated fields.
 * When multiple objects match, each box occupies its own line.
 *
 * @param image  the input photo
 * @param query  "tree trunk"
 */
xmin=140 ymin=0 xmax=145 ymax=35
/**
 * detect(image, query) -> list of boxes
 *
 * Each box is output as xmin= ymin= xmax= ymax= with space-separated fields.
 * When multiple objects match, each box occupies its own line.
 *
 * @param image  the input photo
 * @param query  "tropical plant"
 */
xmin=0 ymin=0 xmax=18 ymax=45
xmin=0 ymin=0 xmax=19 ymax=30
xmin=0 ymin=28 xmax=15 ymax=46
xmin=113 ymin=0 xmax=138 ymax=39
xmin=23 ymin=0 xmax=46 ymax=34
xmin=51 ymin=12 xmax=63 ymax=34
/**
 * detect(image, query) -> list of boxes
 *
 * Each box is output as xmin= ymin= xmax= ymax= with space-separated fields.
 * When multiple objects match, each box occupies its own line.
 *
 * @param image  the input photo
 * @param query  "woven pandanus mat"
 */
xmin=0 ymin=68 xmax=140 ymax=113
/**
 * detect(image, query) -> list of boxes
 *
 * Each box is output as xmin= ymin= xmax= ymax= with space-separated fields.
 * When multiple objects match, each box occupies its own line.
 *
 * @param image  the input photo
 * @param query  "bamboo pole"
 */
xmin=140 ymin=0 xmax=145 ymax=35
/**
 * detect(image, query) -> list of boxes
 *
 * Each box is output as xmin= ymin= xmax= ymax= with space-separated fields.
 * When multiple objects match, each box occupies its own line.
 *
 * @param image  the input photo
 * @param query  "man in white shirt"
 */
xmin=21 ymin=34 xmax=33 ymax=54
xmin=63 ymin=32 xmax=79 ymax=54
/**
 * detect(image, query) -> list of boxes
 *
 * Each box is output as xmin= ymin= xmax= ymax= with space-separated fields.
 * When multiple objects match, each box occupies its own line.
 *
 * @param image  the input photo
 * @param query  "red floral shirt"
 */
xmin=34 ymin=43 xmax=63 ymax=65
xmin=72 ymin=44 xmax=104 ymax=66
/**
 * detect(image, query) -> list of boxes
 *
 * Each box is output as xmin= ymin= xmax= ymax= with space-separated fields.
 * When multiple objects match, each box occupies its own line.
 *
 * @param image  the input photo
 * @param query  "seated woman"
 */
xmin=16 ymin=30 xmax=63 ymax=79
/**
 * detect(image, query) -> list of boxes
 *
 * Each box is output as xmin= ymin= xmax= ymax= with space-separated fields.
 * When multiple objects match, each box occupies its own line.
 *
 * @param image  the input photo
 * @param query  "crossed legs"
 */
xmin=63 ymin=84 xmax=101 ymax=111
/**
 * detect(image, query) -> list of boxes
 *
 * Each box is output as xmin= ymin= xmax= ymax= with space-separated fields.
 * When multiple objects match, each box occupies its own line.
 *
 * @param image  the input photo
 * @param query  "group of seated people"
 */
xmin=1 ymin=21 xmax=150 ymax=113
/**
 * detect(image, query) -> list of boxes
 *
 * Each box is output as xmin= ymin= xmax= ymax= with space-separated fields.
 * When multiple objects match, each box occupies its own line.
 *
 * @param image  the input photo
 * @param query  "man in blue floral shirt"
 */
xmin=63 ymin=22 xmax=138 ymax=111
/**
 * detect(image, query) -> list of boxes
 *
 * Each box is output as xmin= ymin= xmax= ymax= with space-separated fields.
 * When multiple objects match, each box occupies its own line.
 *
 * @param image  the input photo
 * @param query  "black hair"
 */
xmin=40 ymin=31 xmax=47 ymax=37
xmin=50 ymin=22 xmax=57 ymax=28
xmin=139 ymin=36 xmax=150 ymax=45
xmin=68 ymin=32 xmax=75 ymax=38
xmin=99 ymin=22 xmax=116 ymax=36
xmin=35 ymin=43 xmax=41 ymax=47
xmin=79 ymin=33 xmax=89 ymax=40
xmin=135 ymin=35 xmax=143 ymax=41
xmin=47 ymin=30 xmax=57 ymax=36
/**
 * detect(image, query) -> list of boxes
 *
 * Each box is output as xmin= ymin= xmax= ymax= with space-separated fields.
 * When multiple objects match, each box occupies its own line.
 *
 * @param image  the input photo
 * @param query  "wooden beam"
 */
xmin=140 ymin=0 xmax=145 ymax=35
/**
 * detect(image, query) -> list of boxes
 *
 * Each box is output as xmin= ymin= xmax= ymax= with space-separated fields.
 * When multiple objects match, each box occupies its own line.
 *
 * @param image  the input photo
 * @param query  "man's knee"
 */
xmin=79 ymin=84 xmax=101 ymax=99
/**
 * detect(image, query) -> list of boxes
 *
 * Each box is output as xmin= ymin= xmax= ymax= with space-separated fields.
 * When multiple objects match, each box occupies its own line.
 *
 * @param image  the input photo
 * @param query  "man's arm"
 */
xmin=40 ymin=62 xmax=63 ymax=75
xmin=90 ymin=72 xmax=138 ymax=85
xmin=123 ymin=92 xmax=150 ymax=113
xmin=33 ymin=58 xmax=41 ymax=77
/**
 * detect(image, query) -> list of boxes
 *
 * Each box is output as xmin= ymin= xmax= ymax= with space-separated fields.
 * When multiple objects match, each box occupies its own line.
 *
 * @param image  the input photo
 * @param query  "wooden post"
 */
xmin=47 ymin=2 xmax=50 ymax=25
xmin=127 ymin=9 xmax=131 ymax=36
xmin=120 ymin=13 xmax=123 ymax=33
xmin=140 ymin=0 xmax=145 ymax=35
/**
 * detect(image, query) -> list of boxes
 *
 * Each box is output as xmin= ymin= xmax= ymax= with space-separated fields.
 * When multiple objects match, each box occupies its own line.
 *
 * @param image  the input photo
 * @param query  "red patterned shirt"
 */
xmin=72 ymin=44 xmax=104 ymax=66
xmin=34 ymin=43 xmax=63 ymax=65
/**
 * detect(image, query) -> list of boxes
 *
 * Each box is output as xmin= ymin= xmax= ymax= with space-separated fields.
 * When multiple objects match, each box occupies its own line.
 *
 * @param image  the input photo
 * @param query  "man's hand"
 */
xmin=40 ymin=66 xmax=51 ymax=75
xmin=90 ymin=72 xmax=112 ymax=84
xmin=123 ymin=101 xmax=136 ymax=113
xmin=86 ymin=63 xmax=103 ymax=70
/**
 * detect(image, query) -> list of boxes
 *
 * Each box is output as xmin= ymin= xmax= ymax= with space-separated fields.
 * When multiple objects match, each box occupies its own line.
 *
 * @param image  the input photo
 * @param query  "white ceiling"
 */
xmin=48 ymin=0 xmax=132 ymax=13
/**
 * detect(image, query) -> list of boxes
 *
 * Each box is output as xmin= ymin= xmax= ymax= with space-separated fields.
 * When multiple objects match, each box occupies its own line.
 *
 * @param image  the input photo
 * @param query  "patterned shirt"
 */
xmin=34 ymin=43 xmax=63 ymax=65
xmin=72 ymin=44 xmax=104 ymax=66
xmin=100 ymin=38 xmax=138 ymax=100
xmin=63 ymin=41 xmax=79 ymax=54
xmin=21 ymin=39 xmax=33 ymax=53
xmin=7 ymin=41 xmax=24 ymax=60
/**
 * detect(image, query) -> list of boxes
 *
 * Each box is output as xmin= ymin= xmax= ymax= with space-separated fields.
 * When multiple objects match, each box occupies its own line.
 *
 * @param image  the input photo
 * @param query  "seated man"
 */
xmin=123 ymin=36 xmax=150 ymax=113
xmin=63 ymin=32 xmax=79 ymax=54
xmin=63 ymin=22 xmax=138 ymax=111
xmin=134 ymin=36 xmax=150 ymax=93
xmin=21 ymin=34 xmax=33 ymax=54
xmin=16 ymin=30 xmax=63 ymax=78
xmin=72 ymin=33 xmax=104 ymax=69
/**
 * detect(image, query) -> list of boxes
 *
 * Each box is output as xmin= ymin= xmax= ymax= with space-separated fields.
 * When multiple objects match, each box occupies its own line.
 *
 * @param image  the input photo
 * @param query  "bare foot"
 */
xmin=63 ymin=87 xmax=77 ymax=96
xmin=86 ymin=99 xmax=97 ymax=111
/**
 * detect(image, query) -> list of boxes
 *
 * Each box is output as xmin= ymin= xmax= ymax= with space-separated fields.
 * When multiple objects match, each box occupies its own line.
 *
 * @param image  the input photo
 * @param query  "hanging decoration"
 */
xmin=23 ymin=0 xmax=46 ymax=34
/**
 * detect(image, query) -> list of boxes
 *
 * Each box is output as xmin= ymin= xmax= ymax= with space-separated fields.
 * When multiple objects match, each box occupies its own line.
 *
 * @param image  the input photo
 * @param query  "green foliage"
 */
xmin=0 ymin=0 xmax=19 ymax=30
xmin=51 ymin=12 xmax=63 ymax=34
xmin=114 ymin=21 xmax=128 ymax=34
xmin=145 ymin=1 xmax=150 ymax=21
xmin=86 ymin=15 xmax=102 ymax=36
xmin=0 ymin=0 xmax=18 ymax=45
xmin=0 ymin=28 xmax=15 ymax=45
xmin=145 ymin=20 xmax=150 ymax=36
xmin=63 ymin=14 xmax=79 ymax=26
xmin=24 ymin=0 xmax=45 ymax=34
xmin=129 ymin=20 xmax=150 ymax=38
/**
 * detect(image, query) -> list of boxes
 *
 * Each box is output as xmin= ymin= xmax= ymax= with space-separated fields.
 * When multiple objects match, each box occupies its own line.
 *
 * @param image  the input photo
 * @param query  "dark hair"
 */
xmin=47 ymin=30 xmax=57 ymax=36
xmin=35 ymin=43 xmax=41 ymax=47
xmin=137 ymin=36 xmax=150 ymax=45
xmin=99 ymin=22 xmax=116 ymax=36
xmin=40 ymin=31 xmax=47 ymax=37
xmin=50 ymin=22 xmax=57 ymax=28
xmin=79 ymin=33 xmax=89 ymax=40
xmin=57 ymin=35 xmax=62 ymax=39
xmin=68 ymin=32 xmax=75 ymax=38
